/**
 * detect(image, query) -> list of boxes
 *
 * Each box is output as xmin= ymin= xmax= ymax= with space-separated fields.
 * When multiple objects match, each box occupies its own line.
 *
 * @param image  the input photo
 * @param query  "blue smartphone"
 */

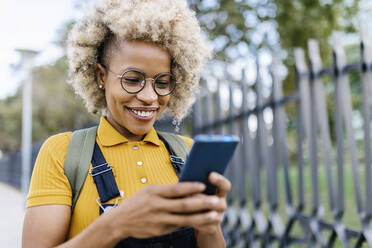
xmin=179 ymin=134 xmax=240 ymax=195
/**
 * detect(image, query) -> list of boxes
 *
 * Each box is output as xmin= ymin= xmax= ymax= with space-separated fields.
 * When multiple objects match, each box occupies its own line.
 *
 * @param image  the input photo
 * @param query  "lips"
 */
xmin=127 ymin=107 xmax=158 ymax=119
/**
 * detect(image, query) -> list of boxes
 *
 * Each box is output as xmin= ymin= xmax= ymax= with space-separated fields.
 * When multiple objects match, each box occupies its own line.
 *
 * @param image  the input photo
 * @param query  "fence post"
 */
xmin=293 ymin=48 xmax=313 ymax=245
xmin=330 ymin=31 xmax=351 ymax=248
xmin=360 ymin=23 xmax=372 ymax=220
xmin=204 ymin=83 xmax=213 ymax=134
xmin=236 ymin=68 xmax=254 ymax=246
xmin=192 ymin=94 xmax=202 ymax=135
xmin=332 ymin=34 xmax=363 ymax=222
xmin=254 ymin=60 xmax=272 ymax=246
xmin=294 ymin=48 xmax=309 ymax=212
xmin=269 ymin=58 xmax=287 ymax=242
xmin=215 ymin=79 xmax=223 ymax=134
xmin=307 ymin=39 xmax=328 ymax=246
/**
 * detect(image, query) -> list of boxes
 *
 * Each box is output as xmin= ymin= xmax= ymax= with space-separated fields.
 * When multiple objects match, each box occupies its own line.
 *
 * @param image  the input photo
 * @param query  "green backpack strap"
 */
xmin=64 ymin=126 xmax=98 ymax=212
xmin=157 ymin=131 xmax=190 ymax=161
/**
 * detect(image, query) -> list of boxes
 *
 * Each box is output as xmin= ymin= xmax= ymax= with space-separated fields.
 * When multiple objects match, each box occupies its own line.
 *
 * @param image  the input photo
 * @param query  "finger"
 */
xmin=194 ymin=223 xmax=221 ymax=234
xmin=208 ymin=172 xmax=231 ymax=197
xmin=155 ymin=182 xmax=206 ymax=198
xmin=161 ymin=194 xmax=226 ymax=213
xmin=163 ymin=210 xmax=222 ymax=227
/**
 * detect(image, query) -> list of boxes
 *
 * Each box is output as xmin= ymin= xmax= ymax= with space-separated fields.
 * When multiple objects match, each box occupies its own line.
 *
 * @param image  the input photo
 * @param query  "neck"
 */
xmin=104 ymin=116 xmax=145 ymax=141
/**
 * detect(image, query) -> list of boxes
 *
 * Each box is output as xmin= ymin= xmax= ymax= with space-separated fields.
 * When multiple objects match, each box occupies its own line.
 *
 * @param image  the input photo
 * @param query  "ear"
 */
xmin=96 ymin=63 xmax=107 ymax=89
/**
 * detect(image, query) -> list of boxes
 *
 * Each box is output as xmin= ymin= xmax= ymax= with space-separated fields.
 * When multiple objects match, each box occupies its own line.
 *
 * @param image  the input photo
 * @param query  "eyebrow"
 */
xmin=119 ymin=67 xmax=172 ymax=77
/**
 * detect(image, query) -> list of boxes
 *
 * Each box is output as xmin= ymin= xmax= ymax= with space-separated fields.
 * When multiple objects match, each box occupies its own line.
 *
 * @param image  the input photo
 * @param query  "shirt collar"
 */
xmin=97 ymin=116 xmax=161 ymax=147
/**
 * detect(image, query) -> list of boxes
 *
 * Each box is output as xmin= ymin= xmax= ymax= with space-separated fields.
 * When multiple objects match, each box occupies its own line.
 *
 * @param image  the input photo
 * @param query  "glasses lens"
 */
xmin=154 ymin=73 xmax=176 ymax=96
xmin=121 ymin=70 xmax=145 ymax=93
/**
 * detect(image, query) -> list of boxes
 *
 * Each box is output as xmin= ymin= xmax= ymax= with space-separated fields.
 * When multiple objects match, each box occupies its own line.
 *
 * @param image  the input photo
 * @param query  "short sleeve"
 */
xmin=27 ymin=132 xmax=73 ymax=208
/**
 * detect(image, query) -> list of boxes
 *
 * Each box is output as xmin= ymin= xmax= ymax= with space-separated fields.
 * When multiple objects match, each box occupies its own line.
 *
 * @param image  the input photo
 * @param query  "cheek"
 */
xmin=105 ymin=88 xmax=123 ymax=111
xmin=159 ymin=96 xmax=170 ymax=110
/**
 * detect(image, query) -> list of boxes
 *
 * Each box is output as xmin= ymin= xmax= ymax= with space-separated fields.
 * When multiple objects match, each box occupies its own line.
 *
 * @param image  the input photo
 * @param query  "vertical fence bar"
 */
xmin=309 ymin=39 xmax=336 ymax=213
xmin=330 ymin=33 xmax=350 ymax=248
xmin=294 ymin=48 xmax=313 ymax=246
xmin=235 ymin=69 xmax=253 ymax=247
xmin=205 ymin=87 xmax=213 ymax=134
xmin=358 ymin=26 xmax=372 ymax=246
xmin=332 ymin=35 xmax=345 ymax=221
xmin=268 ymin=59 xmax=287 ymax=244
xmin=224 ymin=78 xmax=240 ymax=246
xmin=192 ymin=94 xmax=202 ymax=135
xmin=215 ymin=79 xmax=223 ymax=134
xmin=271 ymin=59 xmax=293 ymax=208
xmin=294 ymin=48 xmax=310 ymax=211
xmin=332 ymin=36 xmax=363 ymax=221
xmin=254 ymin=62 xmax=272 ymax=246
xmin=308 ymin=40 xmax=328 ymax=246
xmin=360 ymin=24 xmax=372 ymax=221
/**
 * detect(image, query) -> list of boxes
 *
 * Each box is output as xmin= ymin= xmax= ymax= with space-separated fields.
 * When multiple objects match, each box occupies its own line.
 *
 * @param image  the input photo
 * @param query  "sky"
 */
xmin=0 ymin=0 xmax=79 ymax=99
xmin=0 ymin=0 xmax=371 ymax=100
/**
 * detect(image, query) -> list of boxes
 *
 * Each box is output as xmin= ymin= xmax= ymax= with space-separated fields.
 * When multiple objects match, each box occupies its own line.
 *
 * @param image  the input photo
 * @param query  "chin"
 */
xmin=131 ymin=126 xmax=152 ymax=136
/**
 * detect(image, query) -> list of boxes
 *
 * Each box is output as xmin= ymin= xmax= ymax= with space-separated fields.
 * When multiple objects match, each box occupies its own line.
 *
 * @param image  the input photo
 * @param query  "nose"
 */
xmin=136 ymin=79 xmax=158 ymax=104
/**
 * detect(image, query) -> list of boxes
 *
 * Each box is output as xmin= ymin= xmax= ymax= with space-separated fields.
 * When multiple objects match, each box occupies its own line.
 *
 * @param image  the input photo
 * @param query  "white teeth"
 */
xmin=131 ymin=109 xmax=154 ymax=117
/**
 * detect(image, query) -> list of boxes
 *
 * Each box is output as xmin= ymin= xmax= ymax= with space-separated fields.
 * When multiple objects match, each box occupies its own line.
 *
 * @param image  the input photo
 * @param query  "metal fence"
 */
xmin=192 ymin=29 xmax=372 ymax=247
xmin=1 ymin=30 xmax=372 ymax=248
xmin=0 ymin=142 xmax=42 ymax=189
xmin=0 ymin=117 xmax=181 ymax=189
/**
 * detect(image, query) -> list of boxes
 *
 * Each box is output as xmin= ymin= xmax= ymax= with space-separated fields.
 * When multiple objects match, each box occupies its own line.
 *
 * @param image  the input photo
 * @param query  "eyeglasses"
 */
xmin=102 ymin=65 xmax=178 ymax=96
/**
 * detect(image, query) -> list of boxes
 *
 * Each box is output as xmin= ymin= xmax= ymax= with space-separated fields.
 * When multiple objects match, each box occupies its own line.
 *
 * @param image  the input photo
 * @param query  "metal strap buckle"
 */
xmin=170 ymin=155 xmax=185 ymax=165
xmin=96 ymin=190 xmax=124 ymax=213
xmin=89 ymin=163 xmax=112 ymax=177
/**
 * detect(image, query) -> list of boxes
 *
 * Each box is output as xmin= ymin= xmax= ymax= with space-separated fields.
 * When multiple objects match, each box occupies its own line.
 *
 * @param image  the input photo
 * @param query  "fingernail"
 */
xmin=209 ymin=211 xmax=217 ymax=219
xmin=211 ymin=197 xmax=219 ymax=204
xmin=198 ymin=183 xmax=206 ymax=190
xmin=211 ymin=172 xmax=221 ymax=179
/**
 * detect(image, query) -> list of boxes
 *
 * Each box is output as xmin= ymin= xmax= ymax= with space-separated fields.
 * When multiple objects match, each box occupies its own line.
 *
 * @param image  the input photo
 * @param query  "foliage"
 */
xmin=0 ymin=0 xmax=362 ymax=153
xmin=31 ymin=57 xmax=98 ymax=144
xmin=0 ymin=93 xmax=23 ymax=153
xmin=189 ymin=0 xmax=360 ymax=91
xmin=0 ymin=22 xmax=98 ymax=153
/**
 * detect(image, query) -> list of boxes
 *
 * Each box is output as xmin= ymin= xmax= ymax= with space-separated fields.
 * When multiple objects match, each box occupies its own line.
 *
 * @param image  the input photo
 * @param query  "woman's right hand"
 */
xmin=23 ymin=182 xmax=224 ymax=248
xmin=108 ymin=182 xmax=224 ymax=239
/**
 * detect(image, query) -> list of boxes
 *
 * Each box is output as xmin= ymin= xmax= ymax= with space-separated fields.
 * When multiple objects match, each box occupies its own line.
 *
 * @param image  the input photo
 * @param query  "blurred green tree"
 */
xmin=0 ymin=22 xmax=97 ymax=153
xmin=189 ymin=0 xmax=359 ymax=91
xmin=0 ymin=0 xmax=361 ymax=153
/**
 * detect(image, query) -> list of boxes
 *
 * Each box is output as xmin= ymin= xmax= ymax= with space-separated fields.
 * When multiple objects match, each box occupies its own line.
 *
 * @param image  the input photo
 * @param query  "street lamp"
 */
xmin=16 ymin=49 xmax=39 ymax=201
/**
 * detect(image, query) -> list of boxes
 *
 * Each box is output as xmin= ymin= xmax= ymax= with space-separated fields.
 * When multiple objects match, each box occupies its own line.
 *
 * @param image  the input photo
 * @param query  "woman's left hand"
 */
xmin=193 ymin=172 xmax=231 ymax=234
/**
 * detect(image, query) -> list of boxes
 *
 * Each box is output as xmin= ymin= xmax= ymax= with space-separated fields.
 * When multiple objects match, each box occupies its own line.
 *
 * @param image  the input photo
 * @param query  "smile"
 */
xmin=128 ymin=108 xmax=156 ymax=118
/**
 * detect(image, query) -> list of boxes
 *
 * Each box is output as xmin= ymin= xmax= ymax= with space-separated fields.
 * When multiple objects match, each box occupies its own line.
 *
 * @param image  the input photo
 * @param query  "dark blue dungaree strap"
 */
xmin=90 ymin=139 xmax=196 ymax=247
xmin=90 ymin=142 xmax=120 ymax=203
xmin=157 ymin=135 xmax=185 ymax=176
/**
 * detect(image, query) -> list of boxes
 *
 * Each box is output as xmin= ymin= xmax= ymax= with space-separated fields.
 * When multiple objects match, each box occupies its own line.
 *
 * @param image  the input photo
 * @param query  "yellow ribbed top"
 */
xmin=27 ymin=116 xmax=193 ymax=239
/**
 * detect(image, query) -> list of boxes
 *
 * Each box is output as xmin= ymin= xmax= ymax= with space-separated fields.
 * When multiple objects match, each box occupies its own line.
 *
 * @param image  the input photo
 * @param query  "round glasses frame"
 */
xmin=102 ymin=65 xmax=178 ymax=96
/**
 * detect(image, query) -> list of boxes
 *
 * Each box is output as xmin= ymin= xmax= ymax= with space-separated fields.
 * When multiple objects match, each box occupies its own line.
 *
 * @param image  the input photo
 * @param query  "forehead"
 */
xmin=109 ymin=39 xmax=171 ymax=75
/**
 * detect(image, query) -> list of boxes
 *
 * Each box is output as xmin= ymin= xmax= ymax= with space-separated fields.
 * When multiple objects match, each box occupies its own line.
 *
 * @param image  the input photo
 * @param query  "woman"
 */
xmin=22 ymin=0 xmax=231 ymax=247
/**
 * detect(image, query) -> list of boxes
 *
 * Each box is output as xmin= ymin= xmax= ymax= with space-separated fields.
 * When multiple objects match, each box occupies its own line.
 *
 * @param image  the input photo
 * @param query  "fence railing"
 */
xmin=192 ymin=27 xmax=372 ymax=247
xmin=1 ymin=28 xmax=372 ymax=247
xmin=0 ymin=117 xmax=180 ymax=189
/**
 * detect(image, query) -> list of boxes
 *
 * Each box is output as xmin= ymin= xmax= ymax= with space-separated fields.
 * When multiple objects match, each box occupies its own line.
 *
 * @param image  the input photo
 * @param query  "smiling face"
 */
xmin=96 ymin=39 xmax=171 ymax=141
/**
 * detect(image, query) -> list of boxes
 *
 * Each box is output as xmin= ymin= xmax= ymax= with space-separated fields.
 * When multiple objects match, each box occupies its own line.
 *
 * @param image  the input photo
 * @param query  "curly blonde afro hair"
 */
xmin=67 ymin=0 xmax=212 ymax=121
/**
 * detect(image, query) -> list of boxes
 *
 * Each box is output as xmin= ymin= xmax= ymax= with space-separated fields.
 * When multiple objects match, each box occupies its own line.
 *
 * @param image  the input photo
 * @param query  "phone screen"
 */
xmin=178 ymin=134 xmax=239 ymax=194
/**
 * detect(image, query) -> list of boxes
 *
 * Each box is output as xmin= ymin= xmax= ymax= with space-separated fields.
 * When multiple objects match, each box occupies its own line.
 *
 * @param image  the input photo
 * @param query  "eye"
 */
xmin=123 ymin=77 xmax=142 ymax=84
xmin=155 ymin=80 xmax=170 ymax=89
xmin=122 ymin=70 xmax=144 ymax=85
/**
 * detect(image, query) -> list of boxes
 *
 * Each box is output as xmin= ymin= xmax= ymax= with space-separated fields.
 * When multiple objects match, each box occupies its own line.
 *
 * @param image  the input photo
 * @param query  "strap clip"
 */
xmin=89 ymin=163 xmax=112 ymax=177
xmin=170 ymin=155 xmax=185 ymax=165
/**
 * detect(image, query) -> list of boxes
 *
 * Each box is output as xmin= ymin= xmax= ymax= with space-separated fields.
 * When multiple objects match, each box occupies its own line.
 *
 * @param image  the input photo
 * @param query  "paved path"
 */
xmin=0 ymin=183 xmax=24 ymax=248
